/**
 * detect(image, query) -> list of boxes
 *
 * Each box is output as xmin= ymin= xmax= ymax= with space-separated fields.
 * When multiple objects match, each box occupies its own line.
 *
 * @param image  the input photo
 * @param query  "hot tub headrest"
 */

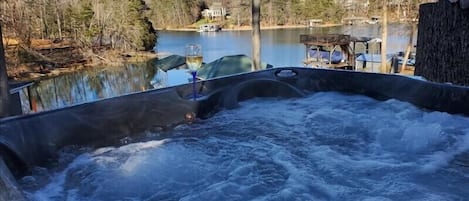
xmin=222 ymin=79 xmax=306 ymax=109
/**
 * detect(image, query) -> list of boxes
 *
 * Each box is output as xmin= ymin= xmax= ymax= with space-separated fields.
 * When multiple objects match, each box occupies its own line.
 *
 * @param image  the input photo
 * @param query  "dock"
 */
xmin=8 ymin=81 xmax=33 ymax=115
xmin=199 ymin=24 xmax=221 ymax=32
xmin=300 ymin=34 xmax=414 ymax=75
xmin=300 ymin=34 xmax=355 ymax=70
xmin=308 ymin=19 xmax=323 ymax=28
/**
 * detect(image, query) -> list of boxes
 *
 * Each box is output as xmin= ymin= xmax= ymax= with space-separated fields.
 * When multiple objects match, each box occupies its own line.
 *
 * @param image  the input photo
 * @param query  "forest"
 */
xmin=1 ymin=0 xmax=426 ymax=50
xmin=0 ymin=0 xmax=427 ymax=80
xmin=147 ymin=0 xmax=426 ymax=29
xmin=1 ymin=0 xmax=156 ymax=51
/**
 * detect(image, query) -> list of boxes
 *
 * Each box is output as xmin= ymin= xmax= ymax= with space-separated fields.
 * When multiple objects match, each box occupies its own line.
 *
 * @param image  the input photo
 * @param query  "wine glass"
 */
xmin=185 ymin=44 xmax=203 ymax=100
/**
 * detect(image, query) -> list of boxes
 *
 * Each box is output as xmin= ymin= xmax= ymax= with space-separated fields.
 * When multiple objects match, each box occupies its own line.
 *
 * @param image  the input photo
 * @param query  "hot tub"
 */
xmin=1 ymin=68 xmax=469 ymax=200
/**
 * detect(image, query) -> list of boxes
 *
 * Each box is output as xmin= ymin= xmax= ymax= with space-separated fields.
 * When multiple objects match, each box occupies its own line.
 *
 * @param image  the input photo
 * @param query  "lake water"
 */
xmin=21 ymin=24 xmax=415 ymax=113
xmin=21 ymin=92 xmax=469 ymax=201
xmin=157 ymin=23 xmax=415 ymax=67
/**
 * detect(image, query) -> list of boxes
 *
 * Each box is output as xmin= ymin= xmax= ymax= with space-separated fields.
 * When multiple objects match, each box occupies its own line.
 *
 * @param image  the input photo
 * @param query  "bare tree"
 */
xmin=0 ymin=24 xmax=10 ymax=117
xmin=381 ymin=0 xmax=388 ymax=73
xmin=401 ymin=0 xmax=419 ymax=71
xmin=55 ymin=0 xmax=63 ymax=39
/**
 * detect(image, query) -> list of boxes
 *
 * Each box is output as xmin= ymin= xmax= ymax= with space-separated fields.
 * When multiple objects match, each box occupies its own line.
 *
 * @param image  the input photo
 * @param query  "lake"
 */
xmin=20 ymin=24 xmax=416 ymax=113
xmin=157 ymin=23 xmax=415 ymax=67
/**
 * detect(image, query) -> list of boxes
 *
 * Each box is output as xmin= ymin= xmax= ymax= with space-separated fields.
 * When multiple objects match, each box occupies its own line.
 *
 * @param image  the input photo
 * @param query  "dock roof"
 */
xmin=300 ymin=34 xmax=351 ymax=46
xmin=300 ymin=34 xmax=382 ymax=46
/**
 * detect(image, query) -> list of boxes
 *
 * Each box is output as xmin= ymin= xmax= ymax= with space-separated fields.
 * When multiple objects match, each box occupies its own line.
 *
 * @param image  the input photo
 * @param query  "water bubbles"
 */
xmin=25 ymin=92 xmax=469 ymax=201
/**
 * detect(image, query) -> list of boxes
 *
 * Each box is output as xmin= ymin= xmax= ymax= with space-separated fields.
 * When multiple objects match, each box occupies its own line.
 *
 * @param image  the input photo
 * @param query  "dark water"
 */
xmin=20 ymin=24 xmax=415 ymax=113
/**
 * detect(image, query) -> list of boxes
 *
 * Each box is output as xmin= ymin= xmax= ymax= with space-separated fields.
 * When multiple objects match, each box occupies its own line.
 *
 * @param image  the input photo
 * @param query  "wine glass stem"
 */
xmin=191 ymin=71 xmax=197 ymax=101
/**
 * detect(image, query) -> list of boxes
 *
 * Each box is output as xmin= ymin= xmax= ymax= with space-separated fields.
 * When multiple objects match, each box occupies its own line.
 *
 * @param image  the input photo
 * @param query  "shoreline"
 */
xmin=7 ymin=50 xmax=161 ymax=82
xmin=157 ymin=24 xmax=343 ymax=32
xmin=7 ymin=21 xmax=415 ymax=81
xmin=157 ymin=20 xmax=416 ymax=32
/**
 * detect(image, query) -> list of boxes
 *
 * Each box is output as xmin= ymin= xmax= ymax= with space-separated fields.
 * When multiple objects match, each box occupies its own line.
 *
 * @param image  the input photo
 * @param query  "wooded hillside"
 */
xmin=146 ymin=0 xmax=425 ymax=28
xmin=1 ymin=0 xmax=428 ymax=47
xmin=1 ymin=0 xmax=156 ymax=51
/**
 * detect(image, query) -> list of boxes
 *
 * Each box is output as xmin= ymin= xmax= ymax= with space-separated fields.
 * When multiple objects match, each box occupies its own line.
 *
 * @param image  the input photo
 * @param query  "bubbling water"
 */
xmin=21 ymin=92 xmax=469 ymax=201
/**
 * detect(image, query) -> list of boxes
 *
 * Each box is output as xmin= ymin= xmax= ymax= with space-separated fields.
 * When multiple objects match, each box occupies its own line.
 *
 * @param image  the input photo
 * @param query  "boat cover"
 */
xmin=308 ymin=49 xmax=344 ymax=64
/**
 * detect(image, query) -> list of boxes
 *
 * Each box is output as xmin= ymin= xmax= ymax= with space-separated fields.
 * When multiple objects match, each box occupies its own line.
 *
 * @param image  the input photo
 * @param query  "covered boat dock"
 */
xmin=300 ymin=34 xmax=388 ymax=72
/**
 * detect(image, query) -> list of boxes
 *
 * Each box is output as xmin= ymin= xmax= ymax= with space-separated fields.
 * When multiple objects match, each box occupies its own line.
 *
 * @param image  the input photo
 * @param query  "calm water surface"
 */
xmin=21 ymin=24 xmax=416 ymax=113
xmin=157 ymin=23 xmax=415 ymax=67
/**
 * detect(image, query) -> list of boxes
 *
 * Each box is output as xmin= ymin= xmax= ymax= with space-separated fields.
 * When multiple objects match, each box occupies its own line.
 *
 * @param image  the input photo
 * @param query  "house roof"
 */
xmin=210 ymin=2 xmax=224 ymax=10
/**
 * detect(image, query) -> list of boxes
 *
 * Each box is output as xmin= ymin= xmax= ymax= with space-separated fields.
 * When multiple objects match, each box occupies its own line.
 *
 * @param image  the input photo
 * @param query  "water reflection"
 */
xmin=23 ymin=62 xmax=194 ymax=113
xmin=150 ymin=68 xmax=192 ymax=89
xmin=26 ymin=64 xmax=156 ymax=112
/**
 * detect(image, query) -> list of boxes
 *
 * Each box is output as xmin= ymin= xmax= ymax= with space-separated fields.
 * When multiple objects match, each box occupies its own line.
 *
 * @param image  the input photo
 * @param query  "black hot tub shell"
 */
xmin=1 ymin=67 xmax=469 ymax=200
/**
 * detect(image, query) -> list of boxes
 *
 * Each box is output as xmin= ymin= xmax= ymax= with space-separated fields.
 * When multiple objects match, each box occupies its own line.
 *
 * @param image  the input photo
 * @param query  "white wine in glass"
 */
xmin=185 ymin=44 xmax=203 ymax=72
xmin=185 ymin=44 xmax=203 ymax=100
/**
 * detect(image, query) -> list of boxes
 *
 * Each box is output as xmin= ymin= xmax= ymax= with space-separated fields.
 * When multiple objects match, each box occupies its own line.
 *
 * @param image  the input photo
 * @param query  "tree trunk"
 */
xmin=397 ymin=0 xmax=401 ymax=20
xmin=415 ymin=1 xmax=469 ymax=86
xmin=42 ymin=0 xmax=49 ymax=38
xmin=401 ymin=22 xmax=416 ymax=71
xmin=381 ymin=0 xmax=388 ymax=73
xmin=40 ymin=4 xmax=45 ymax=39
xmin=269 ymin=1 xmax=273 ymax=26
xmin=0 ymin=24 xmax=11 ymax=118
xmin=55 ymin=0 xmax=62 ymax=39
xmin=401 ymin=0 xmax=419 ymax=71
xmin=252 ymin=0 xmax=261 ymax=71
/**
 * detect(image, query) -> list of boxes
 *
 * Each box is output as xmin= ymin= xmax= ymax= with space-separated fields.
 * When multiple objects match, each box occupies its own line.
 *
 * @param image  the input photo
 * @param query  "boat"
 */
xmin=308 ymin=19 xmax=323 ymax=28
xmin=198 ymin=23 xmax=221 ymax=32
xmin=148 ymin=54 xmax=273 ymax=89
xmin=367 ymin=16 xmax=380 ymax=24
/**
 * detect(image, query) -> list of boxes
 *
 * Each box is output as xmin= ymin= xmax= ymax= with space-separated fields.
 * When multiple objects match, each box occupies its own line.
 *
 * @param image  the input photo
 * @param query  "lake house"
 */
xmin=201 ymin=2 xmax=227 ymax=20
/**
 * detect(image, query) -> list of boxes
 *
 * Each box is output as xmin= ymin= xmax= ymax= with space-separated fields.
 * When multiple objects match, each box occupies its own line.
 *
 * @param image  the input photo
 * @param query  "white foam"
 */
xmin=421 ymin=130 xmax=469 ymax=173
xmin=32 ymin=154 xmax=92 ymax=201
xmin=400 ymin=123 xmax=444 ymax=153
xmin=24 ymin=92 xmax=469 ymax=200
